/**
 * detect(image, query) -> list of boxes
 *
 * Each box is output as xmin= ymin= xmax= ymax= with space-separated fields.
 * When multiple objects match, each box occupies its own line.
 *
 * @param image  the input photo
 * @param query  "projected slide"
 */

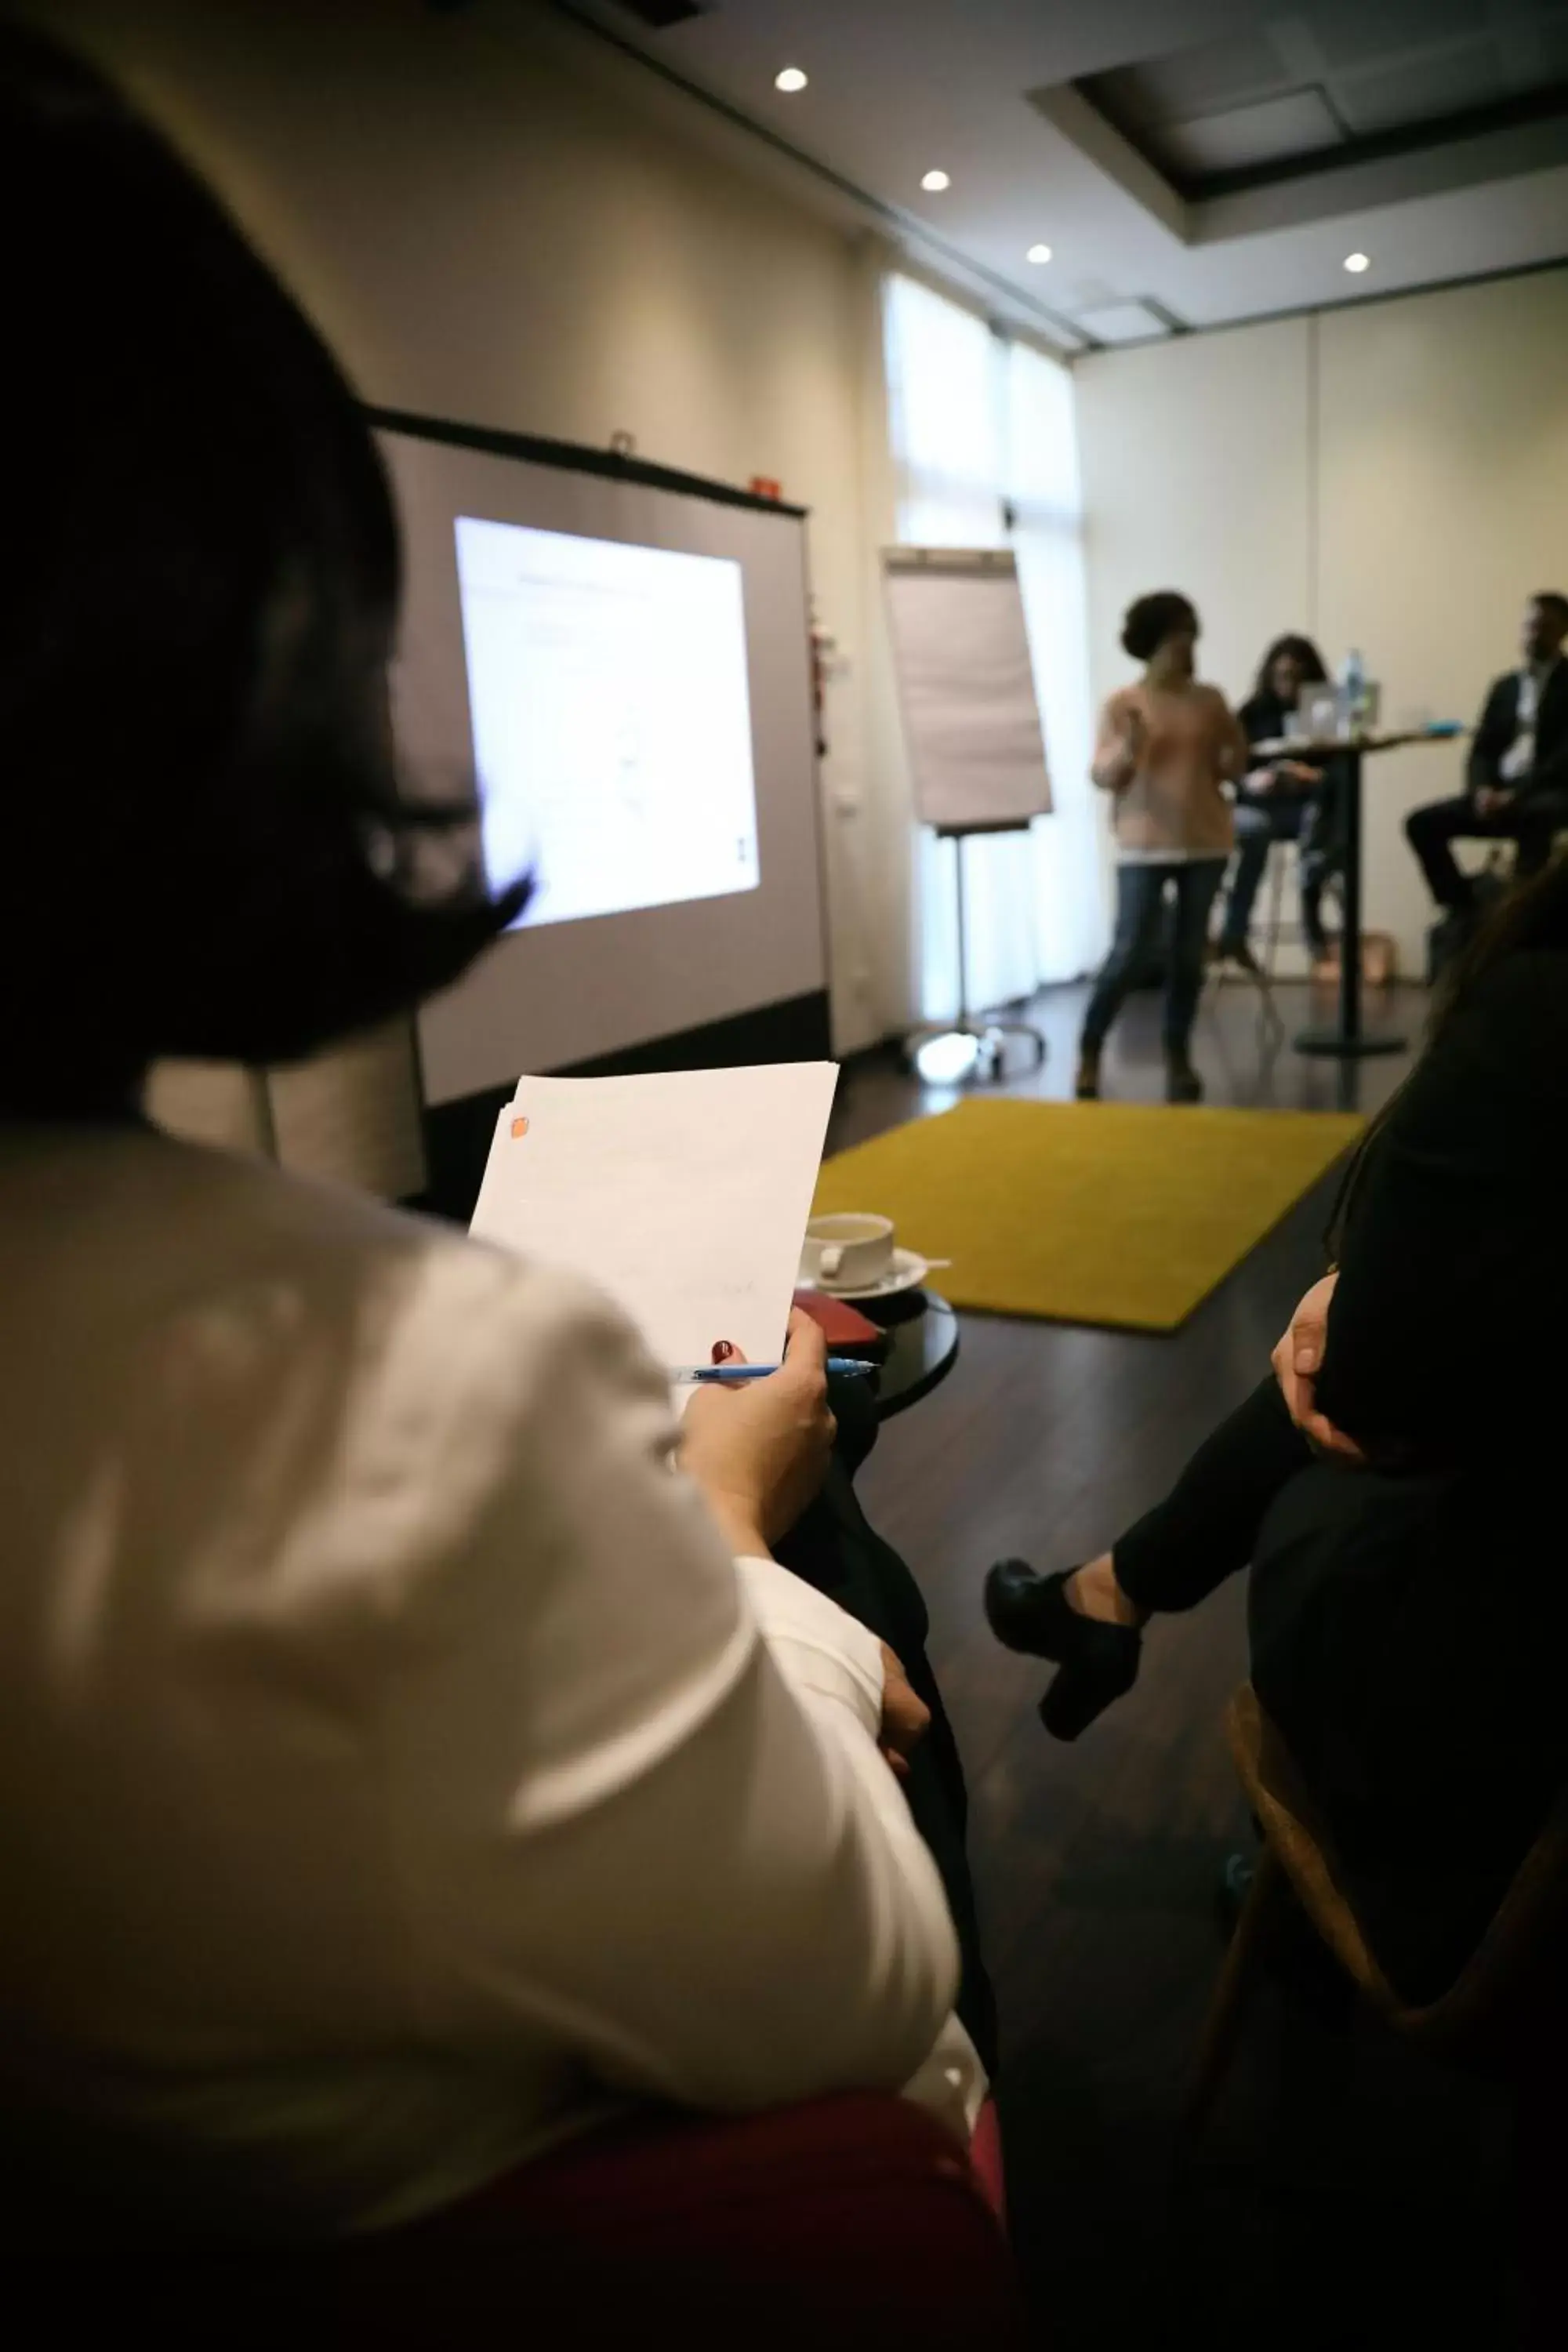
xmin=455 ymin=516 xmax=760 ymax=930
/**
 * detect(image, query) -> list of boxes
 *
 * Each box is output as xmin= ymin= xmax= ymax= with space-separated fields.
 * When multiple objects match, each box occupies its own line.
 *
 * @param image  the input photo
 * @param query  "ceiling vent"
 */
xmin=1075 ymin=299 xmax=1181 ymax=346
xmin=612 ymin=0 xmax=710 ymax=27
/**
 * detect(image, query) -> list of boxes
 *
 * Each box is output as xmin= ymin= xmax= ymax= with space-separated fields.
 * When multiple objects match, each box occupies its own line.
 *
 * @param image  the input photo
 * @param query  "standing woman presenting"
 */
xmin=1077 ymin=593 xmax=1249 ymax=1102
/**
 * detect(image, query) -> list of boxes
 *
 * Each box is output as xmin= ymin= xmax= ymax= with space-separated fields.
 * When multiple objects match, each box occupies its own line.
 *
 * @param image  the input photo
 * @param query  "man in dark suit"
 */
xmin=1406 ymin=591 xmax=1568 ymax=922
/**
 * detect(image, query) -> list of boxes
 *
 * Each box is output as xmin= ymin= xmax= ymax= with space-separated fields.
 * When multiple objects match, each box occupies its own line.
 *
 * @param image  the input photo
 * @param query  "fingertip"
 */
xmin=786 ymin=1309 xmax=828 ymax=1362
xmin=710 ymin=1340 xmax=736 ymax=1365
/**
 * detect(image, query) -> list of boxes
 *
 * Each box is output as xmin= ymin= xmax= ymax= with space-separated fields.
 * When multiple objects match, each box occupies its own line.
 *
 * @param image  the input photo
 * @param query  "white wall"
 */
xmin=1079 ymin=318 xmax=1314 ymax=717
xmin=1076 ymin=270 xmax=1568 ymax=975
xmin=31 ymin=0 xmax=908 ymax=1182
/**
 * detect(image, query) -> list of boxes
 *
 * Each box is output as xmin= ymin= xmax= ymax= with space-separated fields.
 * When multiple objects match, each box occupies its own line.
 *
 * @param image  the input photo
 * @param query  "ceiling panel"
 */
xmin=1098 ymin=26 xmax=1294 ymax=126
xmin=1160 ymin=88 xmax=1345 ymax=176
xmin=1072 ymin=299 xmax=1175 ymax=343
xmin=1335 ymin=39 xmax=1517 ymax=134
xmin=1304 ymin=0 xmax=1491 ymax=74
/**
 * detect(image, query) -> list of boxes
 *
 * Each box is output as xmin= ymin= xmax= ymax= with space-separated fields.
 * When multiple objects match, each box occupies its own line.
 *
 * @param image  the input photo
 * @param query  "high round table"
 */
xmin=1254 ymin=728 xmax=1455 ymax=1058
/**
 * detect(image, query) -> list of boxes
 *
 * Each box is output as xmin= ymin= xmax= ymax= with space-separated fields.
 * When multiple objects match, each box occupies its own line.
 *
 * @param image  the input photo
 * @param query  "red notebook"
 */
xmin=792 ymin=1287 xmax=890 ymax=1358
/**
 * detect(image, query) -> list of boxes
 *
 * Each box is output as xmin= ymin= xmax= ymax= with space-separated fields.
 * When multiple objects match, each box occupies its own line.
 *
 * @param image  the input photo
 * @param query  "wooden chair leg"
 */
xmin=1184 ymin=1843 xmax=1287 ymax=2136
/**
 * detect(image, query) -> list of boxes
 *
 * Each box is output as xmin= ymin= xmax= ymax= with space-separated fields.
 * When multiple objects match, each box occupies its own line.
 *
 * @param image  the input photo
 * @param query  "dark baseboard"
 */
xmin=418 ymin=988 xmax=833 ymax=1224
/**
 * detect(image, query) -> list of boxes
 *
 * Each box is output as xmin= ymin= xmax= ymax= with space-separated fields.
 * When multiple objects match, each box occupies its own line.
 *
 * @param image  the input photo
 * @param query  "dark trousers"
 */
xmin=1113 ymin=1377 xmax=1308 ymax=1613
xmin=1221 ymin=785 xmax=1343 ymax=958
xmin=1405 ymin=789 xmax=1568 ymax=911
xmin=776 ymin=1381 xmax=998 ymax=2075
xmin=1080 ymin=858 xmax=1226 ymax=1059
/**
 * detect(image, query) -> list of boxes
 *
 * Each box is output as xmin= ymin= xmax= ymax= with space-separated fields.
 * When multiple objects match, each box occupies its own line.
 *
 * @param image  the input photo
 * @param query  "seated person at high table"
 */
xmin=0 ymin=30 xmax=991 ymax=2249
xmin=1406 ymin=591 xmax=1568 ymax=935
xmin=1216 ymin=633 xmax=1344 ymax=975
xmin=987 ymin=866 xmax=1568 ymax=2004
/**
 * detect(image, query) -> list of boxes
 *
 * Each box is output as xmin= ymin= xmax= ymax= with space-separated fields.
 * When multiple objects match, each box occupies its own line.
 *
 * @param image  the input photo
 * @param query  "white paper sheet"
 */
xmin=883 ymin=553 xmax=1052 ymax=829
xmin=469 ymin=1063 xmax=838 ymax=1371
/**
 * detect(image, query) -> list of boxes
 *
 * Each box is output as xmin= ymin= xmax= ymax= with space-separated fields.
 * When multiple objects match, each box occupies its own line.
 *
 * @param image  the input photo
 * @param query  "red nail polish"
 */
xmin=711 ymin=1340 xmax=735 ymax=1363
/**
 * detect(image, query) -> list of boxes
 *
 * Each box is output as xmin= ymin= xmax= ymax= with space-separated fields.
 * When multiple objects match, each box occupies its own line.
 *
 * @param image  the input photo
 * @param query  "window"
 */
xmin=882 ymin=275 xmax=1103 ymax=1018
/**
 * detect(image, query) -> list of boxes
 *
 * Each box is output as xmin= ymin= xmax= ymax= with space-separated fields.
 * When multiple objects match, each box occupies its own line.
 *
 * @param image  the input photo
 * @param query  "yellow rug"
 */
xmin=813 ymin=1099 xmax=1365 ymax=1333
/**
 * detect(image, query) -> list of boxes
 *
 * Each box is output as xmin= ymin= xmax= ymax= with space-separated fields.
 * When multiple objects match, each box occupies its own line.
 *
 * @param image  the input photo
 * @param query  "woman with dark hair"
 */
xmin=1079 ymin=591 xmax=1249 ymax=1102
xmin=1216 ymin=633 xmax=1345 ymax=974
xmin=989 ymin=863 xmax=1568 ymax=2002
xmin=0 ymin=30 xmax=980 ymax=2243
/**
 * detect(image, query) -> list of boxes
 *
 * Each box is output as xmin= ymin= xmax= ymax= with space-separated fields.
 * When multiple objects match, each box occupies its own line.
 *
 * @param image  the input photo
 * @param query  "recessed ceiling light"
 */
xmin=775 ymin=66 xmax=808 ymax=94
xmin=920 ymin=169 xmax=951 ymax=193
xmin=1026 ymin=243 xmax=1053 ymax=265
xmin=1344 ymin=251 xmax=1370 ymax=274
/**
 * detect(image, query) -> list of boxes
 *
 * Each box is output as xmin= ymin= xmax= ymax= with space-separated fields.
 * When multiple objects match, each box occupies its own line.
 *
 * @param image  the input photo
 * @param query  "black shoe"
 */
xmin=1165 ymin=1054 xmax=1203 ymax=1105
xmin=1427 ymin=903 xmax=1480 ymax=985
xmin=1218 ymin=938 xmax=1262 ymax=975
xmin=984 ymin=1560 xmax=1142 ymax=1741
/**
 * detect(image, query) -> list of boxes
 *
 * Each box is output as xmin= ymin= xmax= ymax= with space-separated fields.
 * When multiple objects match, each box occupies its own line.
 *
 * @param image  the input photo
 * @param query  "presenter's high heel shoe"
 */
xmin=984 ymin=1559 xmax=1142 ymax=1741
xmin=1165 ymin=1052 xmax=1203 ymax=1104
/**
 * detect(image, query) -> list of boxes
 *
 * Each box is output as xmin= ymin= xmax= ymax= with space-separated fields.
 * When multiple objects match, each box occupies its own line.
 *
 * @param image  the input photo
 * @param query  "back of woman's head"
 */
xmin=1120 ymin=592 xmax=1198 ymax=664
xmin=0 ymin=29 xmax=521 ymax=1109
xmin=1325 ymin=855 xmax=1568 ymax=1261
xmin=1436 ymin=854 xmax=1568 ymax=1033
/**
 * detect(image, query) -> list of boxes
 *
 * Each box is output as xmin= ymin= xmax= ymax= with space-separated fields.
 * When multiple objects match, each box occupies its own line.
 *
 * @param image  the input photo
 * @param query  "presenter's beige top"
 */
xmin=1092 ymin=681 xmax=1248 ymax=861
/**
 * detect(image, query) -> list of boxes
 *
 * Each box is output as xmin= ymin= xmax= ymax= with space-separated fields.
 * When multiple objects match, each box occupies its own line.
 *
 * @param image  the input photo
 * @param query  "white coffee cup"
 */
xmin=801 ymin=1212 xmax=896 ymax=1291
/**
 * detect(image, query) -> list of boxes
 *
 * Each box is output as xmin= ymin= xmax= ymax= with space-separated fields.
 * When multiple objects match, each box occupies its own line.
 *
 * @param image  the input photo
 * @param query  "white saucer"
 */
xmin=800 ymin=1247 xmax=936 ymax=1302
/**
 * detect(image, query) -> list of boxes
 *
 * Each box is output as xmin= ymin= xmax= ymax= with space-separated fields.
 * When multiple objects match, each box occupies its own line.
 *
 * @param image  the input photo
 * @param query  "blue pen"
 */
xmin=680 ymin=1359 xmax=878 ymax=1383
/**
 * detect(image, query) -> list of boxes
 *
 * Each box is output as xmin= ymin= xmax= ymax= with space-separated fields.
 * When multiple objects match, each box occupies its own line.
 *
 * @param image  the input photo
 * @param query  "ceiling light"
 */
xmin=1026 ymin=243 xmax=1053 ymax=265
xmin=1344 ymin=251 xmax=1370 ymax=274
xmin=774 ymin=66 xmax=808 ymax=94
xmin=920 ymin=169 xmax=951 ymax=193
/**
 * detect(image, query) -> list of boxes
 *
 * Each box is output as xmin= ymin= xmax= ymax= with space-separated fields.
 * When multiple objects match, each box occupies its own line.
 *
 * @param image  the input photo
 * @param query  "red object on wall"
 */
xmin=749 ymin=474 xmax=783 ymax=500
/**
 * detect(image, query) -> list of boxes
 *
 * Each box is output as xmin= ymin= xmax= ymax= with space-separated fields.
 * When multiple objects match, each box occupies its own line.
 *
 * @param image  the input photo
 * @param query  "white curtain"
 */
xmin=882 ymin=275 xmax=1104 ymax=1018
xmin=1006 ymin=340 xmax=1103 ymax=985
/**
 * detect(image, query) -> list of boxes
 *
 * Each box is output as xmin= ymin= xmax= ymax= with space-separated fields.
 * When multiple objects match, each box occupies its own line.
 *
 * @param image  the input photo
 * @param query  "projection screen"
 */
xmin=379 ymin=419 xmax=827 ymax=1109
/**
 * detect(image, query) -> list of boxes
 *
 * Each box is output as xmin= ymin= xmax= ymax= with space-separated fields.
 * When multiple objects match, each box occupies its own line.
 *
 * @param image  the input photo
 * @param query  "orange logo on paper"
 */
xmin=511 ymin=1116 xmax=530 ymax=1140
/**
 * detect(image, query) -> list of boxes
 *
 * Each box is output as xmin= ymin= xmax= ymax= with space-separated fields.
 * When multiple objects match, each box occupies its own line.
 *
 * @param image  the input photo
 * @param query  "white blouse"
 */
xmin=0 ymin=1124 xmax=972 ymax=2239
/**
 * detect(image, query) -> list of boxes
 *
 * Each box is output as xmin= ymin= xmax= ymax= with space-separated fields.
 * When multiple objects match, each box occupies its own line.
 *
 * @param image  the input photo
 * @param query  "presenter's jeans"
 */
xmin=1080 ymin=857 xmax=1226 ymax=1058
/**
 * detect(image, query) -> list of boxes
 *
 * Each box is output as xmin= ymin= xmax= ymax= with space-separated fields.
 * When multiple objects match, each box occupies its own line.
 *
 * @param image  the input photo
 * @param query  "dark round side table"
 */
xmin=864 ymin=1290 xmax=960 ymax=1419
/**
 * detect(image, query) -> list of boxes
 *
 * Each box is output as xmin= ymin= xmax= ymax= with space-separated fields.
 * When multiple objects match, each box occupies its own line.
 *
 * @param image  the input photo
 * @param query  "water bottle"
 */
xmin=1338 ymin=648 xmax=1367 ymax=738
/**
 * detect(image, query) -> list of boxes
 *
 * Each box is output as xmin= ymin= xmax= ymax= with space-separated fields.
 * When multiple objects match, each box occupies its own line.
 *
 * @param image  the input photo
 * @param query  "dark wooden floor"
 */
xmin=835 ymin=978 xmax=1514 ymax=2349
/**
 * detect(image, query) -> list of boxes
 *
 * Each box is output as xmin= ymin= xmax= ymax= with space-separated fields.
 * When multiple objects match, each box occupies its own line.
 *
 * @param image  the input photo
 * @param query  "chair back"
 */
xmin=1228 ymin=1683 xmax=1568 ymax=2063
xmin=2 ymin=2091 xmax=1025 ymax=2349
